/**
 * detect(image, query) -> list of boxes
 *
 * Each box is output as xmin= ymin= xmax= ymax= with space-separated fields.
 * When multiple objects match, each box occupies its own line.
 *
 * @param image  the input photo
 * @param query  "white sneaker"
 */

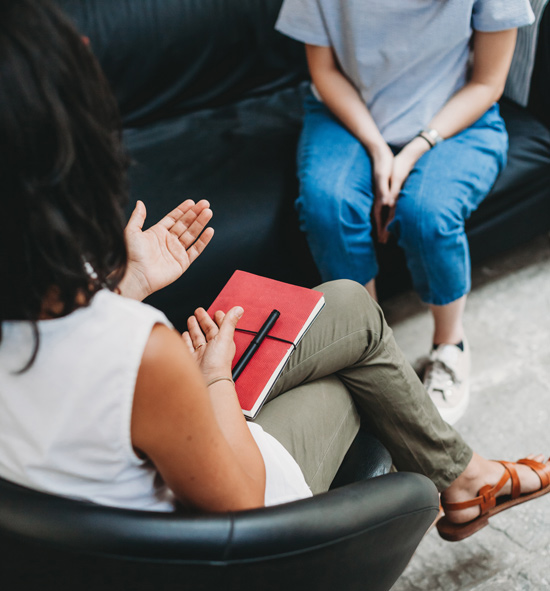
xmin=423 ymin=339 xmax=470 ymax=425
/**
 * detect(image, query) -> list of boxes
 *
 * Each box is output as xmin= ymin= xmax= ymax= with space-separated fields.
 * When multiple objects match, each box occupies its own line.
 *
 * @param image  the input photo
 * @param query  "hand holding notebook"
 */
xmin=207 ymin=271 xmax=325 ymax=418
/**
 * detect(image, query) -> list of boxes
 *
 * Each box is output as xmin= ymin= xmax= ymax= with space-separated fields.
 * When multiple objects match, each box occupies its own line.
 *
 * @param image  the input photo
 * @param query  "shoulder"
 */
xmin=276 ymin=0 xmax=332 ymax=46
xmin=91 ymin=289 xmax=172 ymax=328
xmin=81 ymin=291 xmax=175 ymax=385
xmin=472 ymin=0 xmax=535 ymax=32
xmin=139 ymin=322 xmax=191 ymax=373
xmin=135 ymin=323 xmax=205 ymax=414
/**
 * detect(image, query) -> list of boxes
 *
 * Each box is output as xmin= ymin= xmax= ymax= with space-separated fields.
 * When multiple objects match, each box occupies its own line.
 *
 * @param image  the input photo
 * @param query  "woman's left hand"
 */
xmin=182 ymin=307 xmax=243 ymax=383
xmin=119 ymin=199 xmax=214 ymax=301
xmin=375 ymin=137 xmax=430 ymax=242
xmin=390 ymin=137 xmax=430 ymax=202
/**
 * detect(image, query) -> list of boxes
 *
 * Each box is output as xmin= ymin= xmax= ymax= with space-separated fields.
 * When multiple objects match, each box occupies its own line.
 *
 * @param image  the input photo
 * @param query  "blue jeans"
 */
xmin=296 ymin=92 xmax=508 ymax=305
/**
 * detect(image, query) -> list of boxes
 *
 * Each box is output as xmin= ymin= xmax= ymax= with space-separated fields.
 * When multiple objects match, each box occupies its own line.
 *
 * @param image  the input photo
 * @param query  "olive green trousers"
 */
xmin=254 ymin=280 xmax=472 ymax=494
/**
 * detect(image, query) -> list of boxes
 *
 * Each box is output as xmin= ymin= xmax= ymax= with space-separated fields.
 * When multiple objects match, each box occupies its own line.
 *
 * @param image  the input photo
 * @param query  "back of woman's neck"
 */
xmin=39 ymin=288 xmax=87 ymax=320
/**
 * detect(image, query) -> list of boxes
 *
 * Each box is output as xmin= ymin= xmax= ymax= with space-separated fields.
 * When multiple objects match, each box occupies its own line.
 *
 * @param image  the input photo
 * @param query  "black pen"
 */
xmin=232 ymin=309 xmax=280 ymax=381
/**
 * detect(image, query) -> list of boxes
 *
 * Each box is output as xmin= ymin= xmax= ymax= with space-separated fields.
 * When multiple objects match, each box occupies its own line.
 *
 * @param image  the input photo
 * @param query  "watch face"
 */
xmin=426 ymin=129 xmax=441 ymax=144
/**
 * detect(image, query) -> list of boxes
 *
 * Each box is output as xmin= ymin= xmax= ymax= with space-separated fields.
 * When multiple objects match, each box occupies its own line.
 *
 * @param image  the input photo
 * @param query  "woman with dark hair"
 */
xmin=0 ymin=0 xmax=549 ymax=542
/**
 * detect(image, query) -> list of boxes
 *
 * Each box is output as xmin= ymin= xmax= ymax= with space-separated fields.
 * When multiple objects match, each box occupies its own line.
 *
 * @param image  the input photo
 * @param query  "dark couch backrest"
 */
xmin=57 ymin=0 xmax=308 ymax=127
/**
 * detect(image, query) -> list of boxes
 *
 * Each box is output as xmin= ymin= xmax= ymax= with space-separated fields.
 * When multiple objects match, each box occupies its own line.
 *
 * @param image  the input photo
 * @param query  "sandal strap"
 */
xmin=517 ymin=458 xmax=550 ymax=488
xmin=442 ymin=460 xmax=511 ymax=513
xmin=500 ymin=461 xmax=521 ymax=499
xmin=442 ymin=458 xmax=550 ymax=514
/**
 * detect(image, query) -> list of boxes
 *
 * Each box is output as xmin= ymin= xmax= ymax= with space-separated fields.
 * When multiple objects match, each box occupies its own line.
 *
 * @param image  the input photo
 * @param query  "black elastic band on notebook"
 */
xmin=235 ymin=328 xmax=296 ymax=350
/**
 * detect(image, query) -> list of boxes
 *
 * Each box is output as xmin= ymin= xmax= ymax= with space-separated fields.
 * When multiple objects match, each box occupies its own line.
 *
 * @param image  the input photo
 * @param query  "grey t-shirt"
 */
xmin=276 ymin=0 xmax=534 ymax=145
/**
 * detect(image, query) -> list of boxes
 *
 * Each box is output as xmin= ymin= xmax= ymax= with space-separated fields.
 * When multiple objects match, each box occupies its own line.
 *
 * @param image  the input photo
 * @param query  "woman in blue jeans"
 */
xmin=276 ymin=0 xmax=535 ymax=424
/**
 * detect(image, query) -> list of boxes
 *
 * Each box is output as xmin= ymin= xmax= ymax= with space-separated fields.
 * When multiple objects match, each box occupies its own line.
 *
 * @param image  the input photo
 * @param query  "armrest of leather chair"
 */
xmin=0 ymin=472 xmax=438 ymax=591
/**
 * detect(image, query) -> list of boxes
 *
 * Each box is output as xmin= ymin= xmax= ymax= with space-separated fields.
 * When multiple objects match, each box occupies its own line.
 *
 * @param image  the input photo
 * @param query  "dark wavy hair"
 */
xmin=0 ymin=0 xmax=129 ymax=367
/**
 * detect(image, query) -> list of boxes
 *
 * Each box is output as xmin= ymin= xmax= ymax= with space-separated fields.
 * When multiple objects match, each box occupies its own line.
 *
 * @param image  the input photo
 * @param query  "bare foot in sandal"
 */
xmin=437 ymin=452 xmax=550 ymax=541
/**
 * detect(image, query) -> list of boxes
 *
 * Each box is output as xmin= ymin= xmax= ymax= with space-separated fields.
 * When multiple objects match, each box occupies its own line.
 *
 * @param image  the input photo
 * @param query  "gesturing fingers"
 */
xmin=194 ymin=307 xmax=220 ymax=341
xmin=214 ymin=310 xmax=225 ymax=327
xmin=216 ymin=307 xmax=244 ymax=341
xmin=181 ymin=331 xmax=196 ymax=355
xmin=159 ymin=199 xmax=196 ymax=231
xmin=186 ymin=314 xmax=208 ymax=350
xmin=170 ymin=201 xmax=213 ymax=247
xmin=186 ymin=226 xmax=214 ymax=264
xmin=125 ymin=200 xmax=147 ymax=235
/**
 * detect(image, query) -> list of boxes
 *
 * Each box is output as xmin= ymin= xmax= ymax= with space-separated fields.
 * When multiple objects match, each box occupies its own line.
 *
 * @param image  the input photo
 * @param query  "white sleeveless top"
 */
xmin=0 ymin=290 xmax=311 ymax=511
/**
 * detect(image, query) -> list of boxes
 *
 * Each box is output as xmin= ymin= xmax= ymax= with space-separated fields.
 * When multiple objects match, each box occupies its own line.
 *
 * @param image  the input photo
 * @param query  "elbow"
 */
xmin=309 ymin=70 xmax=324 ymax=95
xmin=177 ymin=493 xmax=265 ymax=514
xmin=473 ymin=79 xmax=506 ymax=104
xmin=234 ymin=472 xmax=266 ymax=511
xmin=233 ymin=490 xmax=265 ymax=512
xmin=469 ymin=77 xmax=507 ymax=106
xmin=183 ymin=477 xmax=266 ymax=514
xmin=491 ymin=81 xmax=506 ymax=103
xmin=204 ymin=491 xmax=265 ymax=514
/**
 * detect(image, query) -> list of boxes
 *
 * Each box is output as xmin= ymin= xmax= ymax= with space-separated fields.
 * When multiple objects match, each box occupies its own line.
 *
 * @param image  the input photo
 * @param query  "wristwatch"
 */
xmin=419 ymin=127 xmax=443 ymax=148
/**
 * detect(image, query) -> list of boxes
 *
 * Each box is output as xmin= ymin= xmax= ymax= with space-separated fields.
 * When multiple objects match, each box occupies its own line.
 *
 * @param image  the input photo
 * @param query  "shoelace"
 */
xmin=425 ymin=359 xmax=459 ymax=400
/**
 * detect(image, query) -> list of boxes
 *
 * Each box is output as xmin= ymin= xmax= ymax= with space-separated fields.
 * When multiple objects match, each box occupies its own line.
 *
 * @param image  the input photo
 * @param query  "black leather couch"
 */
xmin=58 ymin=0 xmax=550 ymax=330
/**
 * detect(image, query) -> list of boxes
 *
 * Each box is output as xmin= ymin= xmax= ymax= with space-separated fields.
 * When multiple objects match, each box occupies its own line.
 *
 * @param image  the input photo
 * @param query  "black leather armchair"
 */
xmin=0 ymin=430 xmax=439 ymax=591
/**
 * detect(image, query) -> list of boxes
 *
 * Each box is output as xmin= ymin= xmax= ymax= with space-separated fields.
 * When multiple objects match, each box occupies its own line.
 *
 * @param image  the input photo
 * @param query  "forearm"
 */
xmin=428 ymin=28 xmax=517 ymax=140
xmin=307 ymin=45 xmax=386 ymax=156
xmin=388 ymin=80 xmax=501 ymax=203
xmin=428 ymin=80 xmax=504 ymax=140
xmin=208 ymin=380 xmax=266 ymax=492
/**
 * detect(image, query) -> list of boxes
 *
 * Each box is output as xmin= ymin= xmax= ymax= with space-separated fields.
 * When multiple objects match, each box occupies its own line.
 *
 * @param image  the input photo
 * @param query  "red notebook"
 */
xmin=207 ymin=271 xmax=325 ymax=418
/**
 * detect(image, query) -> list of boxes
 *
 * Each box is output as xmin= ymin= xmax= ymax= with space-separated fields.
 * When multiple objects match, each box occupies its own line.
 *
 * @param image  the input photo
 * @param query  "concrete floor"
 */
xmin=382 ymin=233 xmax=550 ymax=591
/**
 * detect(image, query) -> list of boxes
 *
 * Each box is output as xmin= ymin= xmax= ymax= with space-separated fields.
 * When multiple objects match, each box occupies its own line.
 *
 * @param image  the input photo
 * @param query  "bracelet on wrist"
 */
xmin=206 ymin=376 xmax=235 ymax=388
xmin=416 ymin=132 xmax=435 ymax=149
xmin=417 ymin=127 xmax=443 ymax=149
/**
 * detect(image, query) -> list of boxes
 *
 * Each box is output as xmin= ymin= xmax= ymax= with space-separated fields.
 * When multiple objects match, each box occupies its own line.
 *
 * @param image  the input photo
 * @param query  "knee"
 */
xmin=296 ymin=171 xmax=340 ymax=227
xmin=393 ymin=198 xmax=462 ymax=254
xmin=318 ymin=279 xmax=383 ymax=325
xmin=319 ymin=278 xmax=367 ymax=301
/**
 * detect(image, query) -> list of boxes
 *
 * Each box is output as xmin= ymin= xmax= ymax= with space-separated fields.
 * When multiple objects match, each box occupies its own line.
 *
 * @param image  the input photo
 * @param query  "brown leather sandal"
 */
xmin=437 ymin=458 xmax=550 ymax=542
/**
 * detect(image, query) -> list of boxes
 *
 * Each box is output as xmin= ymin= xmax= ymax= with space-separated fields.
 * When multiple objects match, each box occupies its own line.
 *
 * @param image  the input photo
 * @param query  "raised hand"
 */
xmin=119 ymin=199 xmax=214 ymax=301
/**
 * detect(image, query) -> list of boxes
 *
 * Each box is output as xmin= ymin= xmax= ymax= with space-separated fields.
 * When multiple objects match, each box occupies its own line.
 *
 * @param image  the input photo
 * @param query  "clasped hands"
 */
xmin=371 ymin=137 xmax=429 ymax=243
